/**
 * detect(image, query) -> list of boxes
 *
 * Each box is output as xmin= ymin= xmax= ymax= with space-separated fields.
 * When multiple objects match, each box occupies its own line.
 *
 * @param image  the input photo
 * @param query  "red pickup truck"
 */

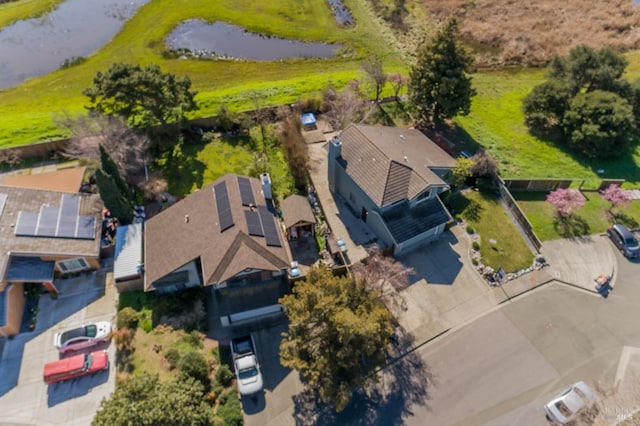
xmin=43 ymin=350 xmax=109 ymax=385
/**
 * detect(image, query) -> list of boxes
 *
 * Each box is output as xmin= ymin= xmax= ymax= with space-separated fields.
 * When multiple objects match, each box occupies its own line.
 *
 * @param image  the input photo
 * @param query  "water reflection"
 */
xmin=0 ymin=0 xmax=148 ymax=90
xmin=166 ymin=20 xmax=341 ymax=61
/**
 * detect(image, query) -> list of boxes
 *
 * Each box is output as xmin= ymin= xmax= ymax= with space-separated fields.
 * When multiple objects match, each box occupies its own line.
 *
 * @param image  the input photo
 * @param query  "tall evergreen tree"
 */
xmin=409 ymin=18 xmax=476 ymax=125
xmin=95 ymin=168 xmax=133 ymax=225
xmin=99 ymin=144 xmax=130 ymax=201
xmin=279 ymin=266 xmax=393 ymax=412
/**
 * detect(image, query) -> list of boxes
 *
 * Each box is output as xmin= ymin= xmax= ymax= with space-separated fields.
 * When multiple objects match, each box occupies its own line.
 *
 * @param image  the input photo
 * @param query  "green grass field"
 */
xmin=0 ymin=0 xmax=64 ymax=28
xmin=513 ymin=191 xmax=640 ymax=241
xmin=449 ymin=188 xmax=534 ymax=272
xmin=454 ymin=52 xmax=640 ymax=186
xmin=0 ymin=0 xmax=404 ymax=148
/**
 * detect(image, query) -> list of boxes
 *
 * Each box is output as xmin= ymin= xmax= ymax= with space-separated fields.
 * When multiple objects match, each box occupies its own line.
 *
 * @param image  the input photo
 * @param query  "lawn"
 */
xmin=156 ymin=127 xmax=296 ymax=198
xmin=0 ymin=0 xmax=405 ymax=147
xmin=448 ymin=187 xmax=534 ymax=272
xmin=453 ymin=61 xmax=640 ymax=187
xmin=0 ymin=0 xmax=64 ymax=28
xmin=513 ymin=191 xmax=640 ymax=242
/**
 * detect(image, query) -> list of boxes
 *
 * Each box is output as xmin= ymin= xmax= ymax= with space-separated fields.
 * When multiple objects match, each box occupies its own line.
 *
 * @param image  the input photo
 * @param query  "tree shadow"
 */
xmin=292 ymin=329 xmax=433 ymax=425
xmin=553 ymin=214 xmax=590 ymax=237
xmin=610 ymin=211 xmax=639 ymax=228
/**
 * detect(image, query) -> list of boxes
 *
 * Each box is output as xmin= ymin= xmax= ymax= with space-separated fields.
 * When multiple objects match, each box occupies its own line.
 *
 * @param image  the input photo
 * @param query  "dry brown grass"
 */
xmin=416 ymin=0 xmax=640 ymax=66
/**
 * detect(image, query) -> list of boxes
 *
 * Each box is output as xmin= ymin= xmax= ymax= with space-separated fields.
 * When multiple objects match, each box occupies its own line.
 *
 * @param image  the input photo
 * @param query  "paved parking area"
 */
xmin=0 ymin=270 xmax=117 ymax=426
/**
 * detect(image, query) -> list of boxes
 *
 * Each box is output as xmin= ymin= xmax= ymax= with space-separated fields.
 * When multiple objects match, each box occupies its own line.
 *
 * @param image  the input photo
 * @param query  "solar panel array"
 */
xmin=14 ymin=194 xmax=96 ymax=240
xmin=237 ymin=176 xmax=256 ymax=206
xmin=244 ymin=210 xmax=264 ymax=236
xmin=214 ymin=182 xmax=234 ymax=232
xmin=258 ymin=206 xmax=281 ymax=247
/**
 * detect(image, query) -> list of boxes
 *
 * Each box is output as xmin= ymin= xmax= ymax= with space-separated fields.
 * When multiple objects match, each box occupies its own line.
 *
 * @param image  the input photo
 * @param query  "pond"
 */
xmin=0 ymin=0 xmax=148 ymax=90
xmin=166 ymin=20 xmax=341 ymax=61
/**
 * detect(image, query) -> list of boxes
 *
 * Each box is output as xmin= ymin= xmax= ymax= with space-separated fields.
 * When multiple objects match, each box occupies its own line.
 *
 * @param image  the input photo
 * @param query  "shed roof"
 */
xmin=280 ymin=194 xmax=316 ymax=229
xmin=114 ymin=223 xmax=143 ymax=282
xmin=0 ymin=167 xmax=86 ymax=193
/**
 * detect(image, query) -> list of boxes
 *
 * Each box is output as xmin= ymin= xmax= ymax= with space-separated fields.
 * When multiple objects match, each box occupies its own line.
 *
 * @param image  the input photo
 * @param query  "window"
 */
xmin=417 ymin=189 xmax=432 ymax=202
xmin=57 ymin=258 xmax=89 ymax=273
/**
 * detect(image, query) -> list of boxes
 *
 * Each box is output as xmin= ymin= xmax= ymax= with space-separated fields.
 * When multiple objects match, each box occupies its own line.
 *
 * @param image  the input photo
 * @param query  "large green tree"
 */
xmin=279 ymin=266 xmax=393 ymax=412
xmin=562 ymin=90 xmax=636 ymax=158
xmin=409 ymin=18 xmax=476 ymax=125
xmin=523 ymin=45 xmax=639 ymax=157
xmin=92 ymin=374 xmax=211 ymax=426
xmin=83 ymin=63 xmax=198 ymax=139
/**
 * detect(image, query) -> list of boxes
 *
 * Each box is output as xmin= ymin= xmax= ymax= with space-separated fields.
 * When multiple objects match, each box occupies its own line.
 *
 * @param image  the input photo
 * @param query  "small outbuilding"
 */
xmin=113 ymin=222 xmax=144 ymax=292
xmin=280 ymin=194 xmax=316 ymax=240
xmin=300 ymin=113 xmax=317 ymax=131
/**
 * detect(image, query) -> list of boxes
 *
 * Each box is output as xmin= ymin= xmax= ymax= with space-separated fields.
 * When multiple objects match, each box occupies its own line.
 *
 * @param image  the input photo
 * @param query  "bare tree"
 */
xmin=56 ymin=112 xmax=151 ymax=189
xmin=362 ymin=55 xmax=387 ymax=103
xmin=138 ymin=170 xmax=168 ymax=202
xmin=0 ymin=148 xmax=23 ymax=167
xmin=350 ymin=245 xmax=414 ymax=314
xmin=322 ymin=81 xmax=368 ymax=130
xmin=470 ymin=150 xmax=499 ymax=178
xmin=388 ymin=72 xmax=408 ymax=101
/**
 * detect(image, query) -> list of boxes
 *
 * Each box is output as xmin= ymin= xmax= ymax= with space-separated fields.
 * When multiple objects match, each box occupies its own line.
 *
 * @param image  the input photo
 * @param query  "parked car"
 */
xmin=43 ymin=350 xmax=109 ymax=385
xmin=544 ymin=381 xmax=597 ymax=425
xmin=230 ymin=335 xmax=263 ymax=396
xmin=54 ymin=321 xmax=112 ymax=353
xmin=607 ymin=224 xmax=640 ymax=258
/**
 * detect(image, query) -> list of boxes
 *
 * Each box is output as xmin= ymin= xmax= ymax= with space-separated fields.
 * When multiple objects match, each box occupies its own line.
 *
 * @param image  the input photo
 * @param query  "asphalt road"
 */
xmin=399 ymin=250 xmax=640 ymax=426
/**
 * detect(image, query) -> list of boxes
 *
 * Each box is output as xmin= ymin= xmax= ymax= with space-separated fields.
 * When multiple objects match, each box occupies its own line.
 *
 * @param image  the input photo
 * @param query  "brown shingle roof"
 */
xmin=143 ymin=174 xmax=290 ymax=291
xmin=0 ymin=186 xmax=102 ymax=281
xmin=280 ymin=194 xmax=316 ymax=229
xmin=338 ymin=125 xmax=456 ymax=207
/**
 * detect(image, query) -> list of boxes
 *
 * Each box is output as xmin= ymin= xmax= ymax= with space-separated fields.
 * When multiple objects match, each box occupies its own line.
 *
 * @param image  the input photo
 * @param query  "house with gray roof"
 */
xmin=0 ymin=185 xmax=103 ymax=337
xmin=143 ymin=173 xmax=292 ymax=328
xmin=327 ymin=124 xmax=456 ymax=255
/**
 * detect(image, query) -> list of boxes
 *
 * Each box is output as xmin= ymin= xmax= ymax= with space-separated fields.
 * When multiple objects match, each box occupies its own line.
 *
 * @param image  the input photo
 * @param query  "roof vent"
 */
xmin=404 ymin=155 xmax=408 ymax=162
xmin=400 ymin=134 xmax=405 ymax=139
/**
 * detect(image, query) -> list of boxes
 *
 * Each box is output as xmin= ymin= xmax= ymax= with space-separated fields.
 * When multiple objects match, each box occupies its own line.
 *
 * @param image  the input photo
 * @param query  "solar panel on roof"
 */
xmin=214 ymin=182 xmax=234 ymax=232
xmin=60 ymin=194 xmax=80 ymax=217
xmin=75 ymin=216 xmax=96 ymax=239
xmin=15 ymin=212 xmax=38 ymax=236
xmin=258 ymin=206 xmax=281 ymax=247
xmin=237 ymin=176 xmax=256 ymax=206
xmin=37 ymin=205 xmax=59 ymax=237
xmin=57 ymin=214 xmax=78 ymax=238
xmin=244 ymin=210 xmax=264 ymax=236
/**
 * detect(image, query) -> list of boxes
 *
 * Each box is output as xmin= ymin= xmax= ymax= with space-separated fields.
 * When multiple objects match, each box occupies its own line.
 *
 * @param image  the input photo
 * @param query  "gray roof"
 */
xmin=280 ymin=195 xmax=316 ymax=229
xmin=337 ymin=125 xmax=456 ymax=207
xmin=114 ymin=223 xmax=143 ymax=282
xmin=144 ymin=174 xmax=291 ymax=291
xmin=0 ymin=186 xmax=103 ymax=281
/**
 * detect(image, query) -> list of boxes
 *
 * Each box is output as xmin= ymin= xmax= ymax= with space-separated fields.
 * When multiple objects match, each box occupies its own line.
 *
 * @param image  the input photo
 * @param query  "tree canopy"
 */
xmin=546 ymin=188 xmax=585 ymax=218
xmin=83 ymin=63 xmax=198 ymax=134
xmin=409 ymin=18 xmax=476 ymax=125
xmin=92 ymin=374 xmax=211 ymax=426
xmin=523 ymin=45 xmax=639 ymax=158
xmin=279 ymin=266 xmax=393 ymax=412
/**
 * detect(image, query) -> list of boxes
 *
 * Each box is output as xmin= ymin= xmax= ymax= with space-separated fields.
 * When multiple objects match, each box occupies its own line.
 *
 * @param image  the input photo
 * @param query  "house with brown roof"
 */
xmin=143 ymin=173 xmax=292 ymax=327
xmin=0 ymin=185 xmax=103 ymax=337
xmin=327 ymin=124 xmax=457 ymax=255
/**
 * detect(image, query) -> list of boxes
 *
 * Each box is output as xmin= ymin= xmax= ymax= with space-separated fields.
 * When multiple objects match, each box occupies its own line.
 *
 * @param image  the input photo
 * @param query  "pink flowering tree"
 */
xmin=600 ymin=184 xmax=633 ymax=216
xmin=546 ymin=188 xmax=586 ymax=218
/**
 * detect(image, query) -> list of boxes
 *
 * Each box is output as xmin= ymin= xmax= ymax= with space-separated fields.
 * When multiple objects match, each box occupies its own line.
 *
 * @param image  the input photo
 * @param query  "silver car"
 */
xmin=54 ymin=321 xmax=112 ymax=353
xmin=544 ymin=381 xmax=597 ymax=425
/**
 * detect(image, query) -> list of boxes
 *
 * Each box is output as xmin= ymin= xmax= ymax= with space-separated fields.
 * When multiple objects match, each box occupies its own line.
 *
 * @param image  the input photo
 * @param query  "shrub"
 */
xmin=116 ymin=307 xmax=139 ymax=330
xmin=472 ymin=241 xmax=480 ymax=251
xmin=466 ymin=225 xmax=475 ymax=234
xmin=164 ymin=348 xmax=181 ymax=370
xmin=216 ymin=390 xmax=243 ymax=426
xmin=215 ymin=364 xmax=234 ymax=388
xmin=455 ymin=214 xmax=462 ymax=222
xmin=472 ymin=258 xmax=479 ymax=266
xmin=182 ymin=330 xmax=204 ymax=348
xmin=178 ymin=351 xmax=209 ymax=384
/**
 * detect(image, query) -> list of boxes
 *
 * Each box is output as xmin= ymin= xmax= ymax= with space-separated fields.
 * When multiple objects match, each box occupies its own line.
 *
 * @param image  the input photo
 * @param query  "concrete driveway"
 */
xmin=0 ymin=269 xmax=117 ymax=426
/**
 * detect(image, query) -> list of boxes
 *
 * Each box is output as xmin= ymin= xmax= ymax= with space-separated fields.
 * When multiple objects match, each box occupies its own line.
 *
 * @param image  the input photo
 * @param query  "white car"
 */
xmin=54 ymin=321 xmax=112 ymax=353
xmin=544 ymin=381 xmax=597 ymax=425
